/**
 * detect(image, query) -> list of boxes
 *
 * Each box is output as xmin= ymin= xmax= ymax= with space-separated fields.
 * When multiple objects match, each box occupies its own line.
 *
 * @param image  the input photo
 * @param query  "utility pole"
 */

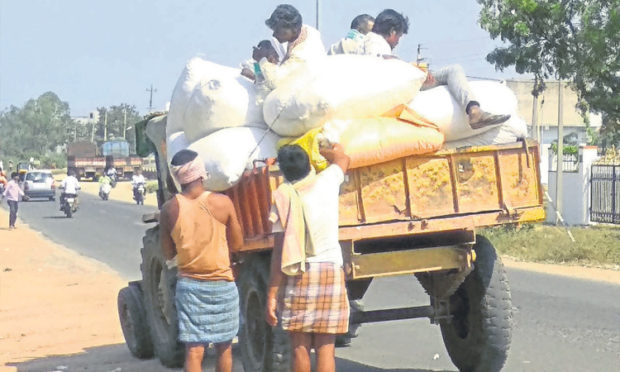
xmin=146 ymin=84 xmax=157 ymax=113
xmin=315 ymin=0 xmax=320 ymax=30
xmin=555 ymin=81 xmax=564 ymax=225
xmin=123 ymin=108 xmax=127 ymax=139
xmin=103 ymin=110 xmax=108 ymax=141
xmin=531 ymin=94 xmax=539 ymax=143
xmin=416 ymin=44 xmax=424 ymax=64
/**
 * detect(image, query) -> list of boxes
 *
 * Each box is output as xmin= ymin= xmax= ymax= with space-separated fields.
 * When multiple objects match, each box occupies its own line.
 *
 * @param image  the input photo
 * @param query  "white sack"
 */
xmin=443 ymin=117 xmax=528 ymax=149
xmin=167 ymin=57 xmax=265 ymax=143
xmin=409 ymin=81 xmax=518 ymax=142
xmin=186 ymin=127 xmax=279 ymax=191
xmin=263 ymin=55 xmax=427 ymax=137
xmin=166 ymin=131 xmax=191 ymax=163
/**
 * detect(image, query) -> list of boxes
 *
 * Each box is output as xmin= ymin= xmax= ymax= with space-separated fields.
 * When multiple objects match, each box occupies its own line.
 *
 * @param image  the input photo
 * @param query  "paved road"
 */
xmin=4 ymin=188 xmax=157 ymax=280
xmin=5 ymin=195 xmax=620 ymax=371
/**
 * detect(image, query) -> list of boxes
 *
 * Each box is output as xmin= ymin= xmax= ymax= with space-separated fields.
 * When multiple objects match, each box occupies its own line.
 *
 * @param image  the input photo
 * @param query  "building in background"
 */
xmin=505 ymin=80 xmax=602 ymax=146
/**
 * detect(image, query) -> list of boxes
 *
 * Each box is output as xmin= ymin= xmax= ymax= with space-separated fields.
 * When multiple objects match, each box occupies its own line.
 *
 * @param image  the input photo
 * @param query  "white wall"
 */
xmin=546 ymin=146 xmax=599 ymax=225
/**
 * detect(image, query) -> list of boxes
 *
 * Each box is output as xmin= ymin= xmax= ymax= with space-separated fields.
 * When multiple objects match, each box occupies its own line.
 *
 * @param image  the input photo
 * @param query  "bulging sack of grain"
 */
xmin=335 ymin=117 xmax=444 ymax=168
xmin=184 ymin=127 xmax=279 ymax=191
xmin=409 ymin=81 xmax=518 ymax=142
xmin=263 ymin=55 xmax=427 ymax=137
xmin=443 ymin=117 xmax=528 ymax=149
xmin=167 ymin=57 xmax=265 ymax=143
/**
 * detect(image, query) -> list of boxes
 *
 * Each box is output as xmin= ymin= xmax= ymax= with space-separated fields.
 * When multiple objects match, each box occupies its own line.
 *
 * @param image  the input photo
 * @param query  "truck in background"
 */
xmin=67 ymin=140 xmax=142 ymax=180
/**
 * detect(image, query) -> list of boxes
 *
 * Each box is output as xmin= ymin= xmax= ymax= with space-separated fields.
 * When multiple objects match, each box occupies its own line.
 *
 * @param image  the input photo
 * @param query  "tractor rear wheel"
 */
xmin=440 ymin=235 xmax=513 ymax=372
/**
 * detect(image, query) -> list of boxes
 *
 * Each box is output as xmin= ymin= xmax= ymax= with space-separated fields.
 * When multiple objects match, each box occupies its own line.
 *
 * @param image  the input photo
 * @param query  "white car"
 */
xmin=24 ymin=170 xmax=56 ymax=201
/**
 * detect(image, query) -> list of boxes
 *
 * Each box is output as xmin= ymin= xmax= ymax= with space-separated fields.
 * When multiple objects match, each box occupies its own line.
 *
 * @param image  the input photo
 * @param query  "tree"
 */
xmin=478 ymin=0 xmax=620 ymax=147
xmin=94 ymin=104 xmax=142 ymax=153
xmin=0 ymin=92 xmax=74 ymax=164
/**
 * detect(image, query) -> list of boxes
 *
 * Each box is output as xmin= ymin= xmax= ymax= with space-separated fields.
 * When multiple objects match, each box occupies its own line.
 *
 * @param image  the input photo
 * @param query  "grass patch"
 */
xmin=481 ymin=224 xmax=620 ymax=266
xmin=145 ymin=180 xmax=159 ymax=194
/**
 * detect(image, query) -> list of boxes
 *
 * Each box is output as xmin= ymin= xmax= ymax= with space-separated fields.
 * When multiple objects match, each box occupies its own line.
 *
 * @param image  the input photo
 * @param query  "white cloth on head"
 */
xmin=358 ymin=32 xmax=392 ymax=57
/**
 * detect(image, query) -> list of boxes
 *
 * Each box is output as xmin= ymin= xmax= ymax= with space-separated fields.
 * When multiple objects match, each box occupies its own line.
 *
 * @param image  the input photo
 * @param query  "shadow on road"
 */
xmin=9 ymin=343 xmax=455 ymax=372
xmin=335 ymin=357 xmax=455 ymax=372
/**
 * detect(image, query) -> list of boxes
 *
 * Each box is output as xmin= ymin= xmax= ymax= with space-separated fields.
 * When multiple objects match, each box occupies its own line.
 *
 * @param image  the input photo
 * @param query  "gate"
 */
xmin=591 ymin=164 xmax=620 ymax=224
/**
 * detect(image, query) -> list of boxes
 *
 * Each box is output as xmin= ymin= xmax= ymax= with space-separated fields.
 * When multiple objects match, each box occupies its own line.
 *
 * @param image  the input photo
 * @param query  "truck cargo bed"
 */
xmin=226 ymin=140 xmax=545 ymax=252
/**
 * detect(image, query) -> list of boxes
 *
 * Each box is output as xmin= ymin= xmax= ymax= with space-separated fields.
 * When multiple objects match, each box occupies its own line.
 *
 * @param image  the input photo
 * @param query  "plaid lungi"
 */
xmin=279 ymin=262 xmax=349 ymax=334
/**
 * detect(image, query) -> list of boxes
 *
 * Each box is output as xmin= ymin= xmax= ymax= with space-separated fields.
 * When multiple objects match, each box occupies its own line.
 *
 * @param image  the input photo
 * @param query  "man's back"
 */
xmin=62 ymin=176 xmax=80 ymax=194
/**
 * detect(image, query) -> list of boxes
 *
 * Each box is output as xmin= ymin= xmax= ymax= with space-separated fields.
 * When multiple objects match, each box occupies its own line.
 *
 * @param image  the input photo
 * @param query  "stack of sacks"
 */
xmin=409 ymin=81 xmax=526 ymax=147
xmin=165 ymin=55 xmax=429 ymax=191
xmin=263 ymin=54 xmax=427 ymax=137
xmin=167 ymin=128 xmax=279 ymax=191
xmin=167 ymin=57 xmax=266 ymax=143
xmin=281 ymin=108 xmax=444 ymax=171
xmin=166 ymin=56 xmax=277 ymax=191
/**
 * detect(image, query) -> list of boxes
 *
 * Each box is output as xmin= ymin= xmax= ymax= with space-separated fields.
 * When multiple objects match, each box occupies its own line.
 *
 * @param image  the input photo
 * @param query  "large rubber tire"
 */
xmin=141 ymin=226 xmax=184 ymax=368
xmin=65 ymin=205 xmax=72 ymax=218
xmin=117 ymin=284 xmax=154 ymax=359
xmin=440 ymin=235 xmax=513 ymax=372
xmin=238 ymin=254 xmax=291 ymax=372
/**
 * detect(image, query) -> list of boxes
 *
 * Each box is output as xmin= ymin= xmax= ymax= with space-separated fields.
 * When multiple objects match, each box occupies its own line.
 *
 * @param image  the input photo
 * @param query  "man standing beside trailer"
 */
xmin=266 ymin=143 xmax=351 ymax=372
xmin=160 ymin=149 xmax=243 ymax=372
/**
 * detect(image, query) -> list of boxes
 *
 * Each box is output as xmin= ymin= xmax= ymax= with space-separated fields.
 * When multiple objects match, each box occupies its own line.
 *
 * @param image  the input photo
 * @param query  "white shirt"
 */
xmin=270 ymin=165 xmax=345 ymax=266
xmin=358 ymin=32 xmax=392 ymax=57
xmin=132 ymin=174 xmax=146 ymax=186
xmin=62 ymin=176 xmax=80 ymax=194
xmin=259 ymin=25 xmax=326 ymax=89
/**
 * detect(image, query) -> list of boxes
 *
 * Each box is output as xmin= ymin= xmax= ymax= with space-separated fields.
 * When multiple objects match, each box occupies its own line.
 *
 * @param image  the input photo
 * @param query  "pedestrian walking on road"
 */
xmin=160 ymin=149 xmax=243 ymax=372
xmin=266 ymin=143 xmax=351 ymax=372
xmin=2 ymin=172 xmax=26 ymax=230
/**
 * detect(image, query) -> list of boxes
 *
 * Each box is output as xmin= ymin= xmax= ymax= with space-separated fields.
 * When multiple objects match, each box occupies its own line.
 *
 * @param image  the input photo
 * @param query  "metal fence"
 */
xmin=550 ymin=154 xmax=580 ymax=172
xmin=590 ymin=164 xmax=620 ymax=224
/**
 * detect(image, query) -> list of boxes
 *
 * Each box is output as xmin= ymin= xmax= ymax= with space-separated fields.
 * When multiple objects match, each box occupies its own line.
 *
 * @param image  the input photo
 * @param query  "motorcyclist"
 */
xmin=60 ymin=169 xmax=81 ymax=210
xmin=131 ymin=169 xmax=146 ymax=204
xmin=99 ymin=174 xmax=112 ymax=199
xmin=106 ymin=166 xmax=118 ymax=185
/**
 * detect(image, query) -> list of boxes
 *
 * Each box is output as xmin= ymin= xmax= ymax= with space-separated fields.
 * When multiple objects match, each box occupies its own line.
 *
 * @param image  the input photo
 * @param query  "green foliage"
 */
xmin=94 ymin=104 xmax=142 ymax=154
xmin=550 ymin=143 xmax=578 ymax=155
xmin=0 ymin=92 xmax=74 ymax=163
xmin=145 ymin=180 xmax=159 ymax=194
xmin=478 ymin=0 xmax=620 ymax=147
xmin=483 ymin=224 xmax=620 ymax=266
xmin=40 ymin=153 xmax=67 ymax=169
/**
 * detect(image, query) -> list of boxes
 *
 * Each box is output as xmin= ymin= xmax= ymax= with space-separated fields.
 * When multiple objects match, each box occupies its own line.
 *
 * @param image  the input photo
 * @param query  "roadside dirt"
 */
xmin=0 ymin=209 xmax=166 ymax=372
xmin=1 ymin=207 xmax=618 ymax=371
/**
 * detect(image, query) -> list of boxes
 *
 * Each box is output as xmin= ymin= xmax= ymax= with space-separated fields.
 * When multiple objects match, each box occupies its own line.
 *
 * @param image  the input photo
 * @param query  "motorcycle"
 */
xmin=99 ymin=182 xmax=111 ymax=200
xmin=61 ymin=194 xmax=78 ymax=218
xmin=133 ymin=182 xmax=145 ymax=205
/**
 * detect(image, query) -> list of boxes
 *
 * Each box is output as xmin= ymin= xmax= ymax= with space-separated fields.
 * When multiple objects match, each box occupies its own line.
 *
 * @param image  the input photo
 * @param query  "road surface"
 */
xmin=5 ymin=193 xmax=620 ymax=371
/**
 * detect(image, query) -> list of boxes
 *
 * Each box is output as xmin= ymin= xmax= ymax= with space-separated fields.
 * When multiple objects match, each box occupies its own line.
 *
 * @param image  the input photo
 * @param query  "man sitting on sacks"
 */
xmin=327 ymin=14 xmax=375 ymax=55
xmin=251 ymin=4 xmax=326 ymax=90
xmin=240 ymin=39 xmax=281 ymax=82
xmin=358 ymin=9 xmax=510 ymax=130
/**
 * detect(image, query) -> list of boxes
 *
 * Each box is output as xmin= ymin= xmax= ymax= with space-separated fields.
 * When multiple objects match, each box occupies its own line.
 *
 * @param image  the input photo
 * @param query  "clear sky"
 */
xmin=0 ymin=0 xmax=521 ymax=116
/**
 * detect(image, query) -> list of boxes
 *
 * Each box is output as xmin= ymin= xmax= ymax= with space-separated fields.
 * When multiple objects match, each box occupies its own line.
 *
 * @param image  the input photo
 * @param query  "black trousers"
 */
xmin=7 ymin=200 xmax=18 ymax=227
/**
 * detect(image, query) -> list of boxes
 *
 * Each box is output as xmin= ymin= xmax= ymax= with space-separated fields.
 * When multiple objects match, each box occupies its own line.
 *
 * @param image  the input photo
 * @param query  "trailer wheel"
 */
xmin=440 ymin=235 xmax=512 ymax=372
xmin=117 ymin=284 xmax=154 ymax=359
xmin=141 ymin=226 xmax=184 ymax=368
xmin=238 ymin=254 xmax=291 ymax=372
